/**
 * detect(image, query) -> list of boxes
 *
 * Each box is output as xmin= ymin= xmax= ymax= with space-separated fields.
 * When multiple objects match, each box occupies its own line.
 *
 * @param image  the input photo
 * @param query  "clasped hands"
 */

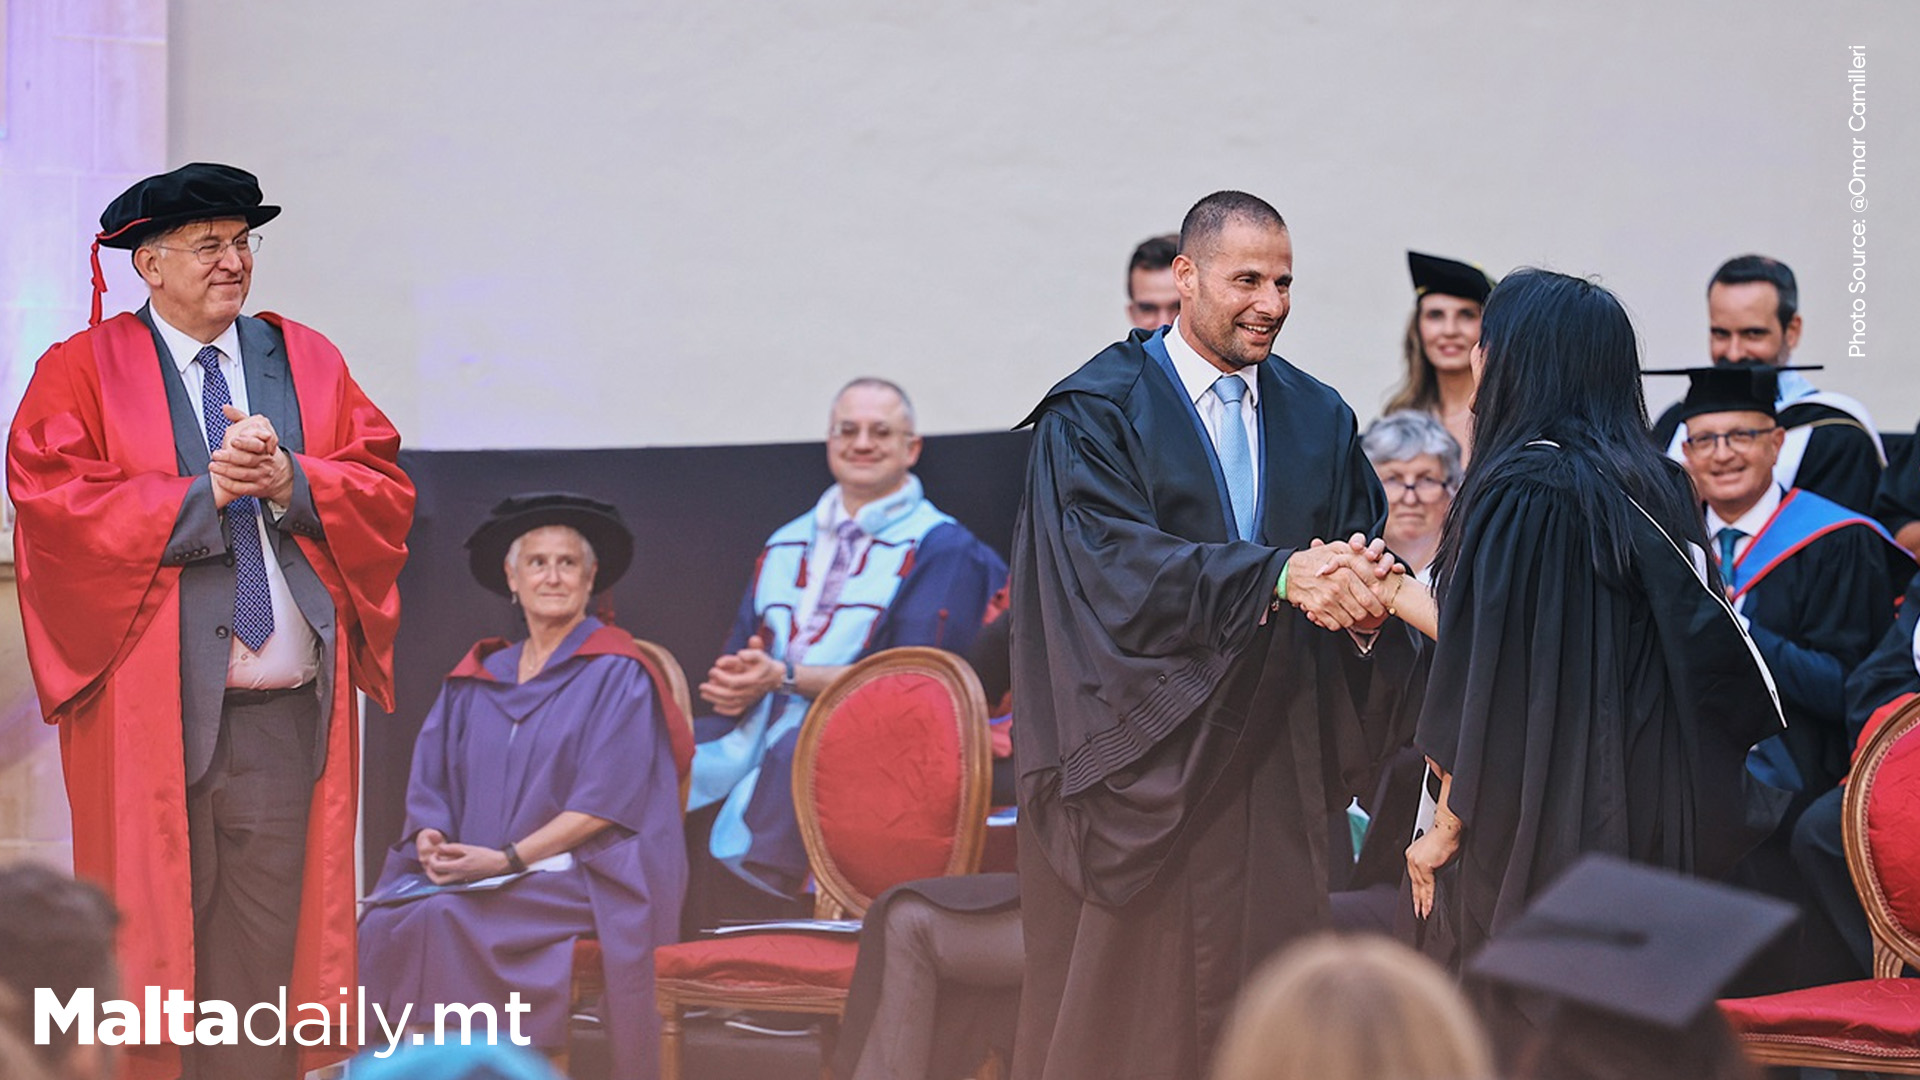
xmin=699 ymin=633 xmax=782 ymax=717
xmin=209 ymin=403 xmax=294 ymax=509
xmin=1286 ymin=533 xmax=1407 ymax=632
xmin=414 ymin=828 xmax=508 ymax=885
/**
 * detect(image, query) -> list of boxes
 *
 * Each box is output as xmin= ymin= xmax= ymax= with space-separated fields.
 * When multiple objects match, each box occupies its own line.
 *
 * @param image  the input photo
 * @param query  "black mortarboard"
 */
xmin=89 ymin=162 xmax=282 ymax=326
xmin=1408 ymin=251 xmax=1495 ymax=305
xmin=465 ymin=492 xmax=635 ymax=597
xmin=1642 ymin=363 xmax=1824 ymax=425
xmin=1466 ymin=854 xmax=1795 ymax=1030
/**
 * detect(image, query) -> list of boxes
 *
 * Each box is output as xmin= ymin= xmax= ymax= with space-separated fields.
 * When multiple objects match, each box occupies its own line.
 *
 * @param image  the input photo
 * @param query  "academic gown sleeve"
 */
xmin=1745 ymin=525 xmax=1891 ymax=736
xmin=1795 ymin=421 xmax=1883 ymax=515
xmin=864 ymin=521 xmax=1006 ymax=659
xmin=1011 ymin=402 xmax=1292 ymax=904
xmin=1414 ymin=466 xmax=1643 ymax=959
xmin=1844 ymin=574 xmax=1920 ymax=748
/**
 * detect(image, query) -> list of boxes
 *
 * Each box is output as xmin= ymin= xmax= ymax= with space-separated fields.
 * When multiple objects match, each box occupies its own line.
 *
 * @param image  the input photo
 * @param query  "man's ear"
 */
xmin=1172 ymin=252 xmax=1198 ymax=300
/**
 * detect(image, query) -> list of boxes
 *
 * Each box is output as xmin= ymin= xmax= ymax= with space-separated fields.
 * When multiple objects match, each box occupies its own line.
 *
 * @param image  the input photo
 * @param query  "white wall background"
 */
xmin=156 ymin=1 xmax=1919 ymax=449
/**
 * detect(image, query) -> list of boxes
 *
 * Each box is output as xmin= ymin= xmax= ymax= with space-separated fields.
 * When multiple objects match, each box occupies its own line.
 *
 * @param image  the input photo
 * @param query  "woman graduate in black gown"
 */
xmin=1402 ymin=269 xmax=1787 ymax=969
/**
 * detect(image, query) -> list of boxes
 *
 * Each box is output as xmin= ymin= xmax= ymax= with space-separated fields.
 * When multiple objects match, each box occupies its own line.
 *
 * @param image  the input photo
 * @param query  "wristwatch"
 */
xmin=776 ymin=659 xmax=799 ymax=696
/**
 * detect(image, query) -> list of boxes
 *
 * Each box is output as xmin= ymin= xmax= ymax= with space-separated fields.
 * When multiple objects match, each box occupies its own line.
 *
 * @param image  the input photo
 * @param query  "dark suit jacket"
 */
xmin=146 ymin=305 xmax=339 ymax=786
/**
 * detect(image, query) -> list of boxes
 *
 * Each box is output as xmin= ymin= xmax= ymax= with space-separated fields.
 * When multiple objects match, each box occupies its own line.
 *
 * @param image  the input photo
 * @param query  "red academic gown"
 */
xmin=7 ymin=312 xmax=414 ymax=1080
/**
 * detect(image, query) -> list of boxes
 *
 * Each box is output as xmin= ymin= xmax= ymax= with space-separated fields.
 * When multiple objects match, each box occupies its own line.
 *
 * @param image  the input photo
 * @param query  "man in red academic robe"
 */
xmin=7 ymin=163 xmax=414 ymax=1080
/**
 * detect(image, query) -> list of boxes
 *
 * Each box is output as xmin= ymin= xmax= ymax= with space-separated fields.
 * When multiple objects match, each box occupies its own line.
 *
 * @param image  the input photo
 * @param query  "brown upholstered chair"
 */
xmin=1718 ymin=693 xmax=1920 ymax=1073
xmin=651 ymin=646 xmax=992 ymax=1080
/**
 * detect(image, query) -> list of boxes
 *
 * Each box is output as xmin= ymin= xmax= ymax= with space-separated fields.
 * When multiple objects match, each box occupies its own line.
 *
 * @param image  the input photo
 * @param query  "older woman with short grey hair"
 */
xmin=1361 ymin=410 xmax=1462 ymax=579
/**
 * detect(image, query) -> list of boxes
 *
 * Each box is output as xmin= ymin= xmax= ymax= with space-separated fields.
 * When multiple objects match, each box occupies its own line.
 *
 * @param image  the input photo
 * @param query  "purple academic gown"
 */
xmin=360 ymin=618 xmax=687 ymax=1079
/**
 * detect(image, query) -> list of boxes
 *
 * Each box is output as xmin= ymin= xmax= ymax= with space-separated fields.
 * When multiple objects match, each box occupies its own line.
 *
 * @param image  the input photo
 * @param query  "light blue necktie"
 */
xmin=1717 ymin=527 xmax=1746 ymax=592
xmin=198 ymin=346 xmax=276 ymax=651
xmin=1210 ymin=374 xmax=1256 ymax=541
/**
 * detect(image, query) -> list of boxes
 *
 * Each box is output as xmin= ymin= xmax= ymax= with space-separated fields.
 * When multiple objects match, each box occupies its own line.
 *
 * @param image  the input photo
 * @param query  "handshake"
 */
xmin=1284 ymin=533 xmax=1409 ymax=633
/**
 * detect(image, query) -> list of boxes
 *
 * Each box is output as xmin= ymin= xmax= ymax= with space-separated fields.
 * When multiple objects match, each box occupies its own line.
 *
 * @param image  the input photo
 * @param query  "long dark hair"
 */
xmin=1436 ymin=269 xmax=1701 ymax=586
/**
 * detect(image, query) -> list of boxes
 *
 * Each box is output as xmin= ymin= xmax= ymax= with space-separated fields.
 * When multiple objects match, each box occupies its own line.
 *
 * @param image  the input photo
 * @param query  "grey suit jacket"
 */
xmin=147 ymin=306 xmax=339 ymax=787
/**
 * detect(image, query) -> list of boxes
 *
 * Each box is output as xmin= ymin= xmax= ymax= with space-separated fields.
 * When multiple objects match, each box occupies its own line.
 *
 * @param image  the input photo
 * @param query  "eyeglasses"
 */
xmin=829 ymin=421 xmax=913 ymax=442
xmin=155 ymin=234 xmax=263 ymax=264
xmin=1382 ymin=476 xmax=1452 ymax=502
xmin=1681 ymin=426 xmax=1776 ymax=454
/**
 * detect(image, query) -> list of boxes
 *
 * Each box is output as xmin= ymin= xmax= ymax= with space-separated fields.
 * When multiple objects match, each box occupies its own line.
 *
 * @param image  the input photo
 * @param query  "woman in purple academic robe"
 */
xmin=359 ymin=493 xmax=692 ymax=1080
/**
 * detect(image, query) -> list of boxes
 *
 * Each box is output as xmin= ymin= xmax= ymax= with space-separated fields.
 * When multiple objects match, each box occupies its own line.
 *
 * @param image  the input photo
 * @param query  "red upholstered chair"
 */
xmin=652 ymin=646 xmax=992 ymax=1080
xmin=1718 ymin=693 xmax=1920 ymax=1074
xmin=560 ymin=638 xmax=697 ymax=1073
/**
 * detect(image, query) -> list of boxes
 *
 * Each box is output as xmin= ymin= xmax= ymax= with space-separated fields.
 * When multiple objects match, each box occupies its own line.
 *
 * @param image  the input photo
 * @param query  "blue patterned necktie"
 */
xmin=1210 ymin=374 xmax=1256 ymax=541
xmin=790 ymin=519 xmax=866 ymax=665
xmin=198 ymin=346 xmax=275 ymax=651
xmin=1717 ymin=527 xmax=1746 ymax=592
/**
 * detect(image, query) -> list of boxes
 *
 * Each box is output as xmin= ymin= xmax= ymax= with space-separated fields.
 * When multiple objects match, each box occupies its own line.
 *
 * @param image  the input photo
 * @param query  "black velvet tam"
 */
xmin=97 ymin=162 xmax=281 ymax=248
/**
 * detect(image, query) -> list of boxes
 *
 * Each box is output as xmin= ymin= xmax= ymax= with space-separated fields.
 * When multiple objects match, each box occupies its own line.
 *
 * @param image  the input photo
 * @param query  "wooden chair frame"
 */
xmin=793 ymin=645 xmax=993 ymax=920
xmin=656 ymin=645 xmax=992 ymax=1080
xmin=1735 ymin=693 xmax=1920 ymax=1074
xmin=560 ymin=637 xmax=697 ymax=1075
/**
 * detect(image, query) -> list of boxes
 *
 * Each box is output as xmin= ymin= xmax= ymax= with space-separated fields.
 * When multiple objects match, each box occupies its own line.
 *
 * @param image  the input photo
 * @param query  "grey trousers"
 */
xmin=184 ymin=686 xmax=319 ymax=1080
xmin=849 ymin=895 xmax=1024 ymax=1080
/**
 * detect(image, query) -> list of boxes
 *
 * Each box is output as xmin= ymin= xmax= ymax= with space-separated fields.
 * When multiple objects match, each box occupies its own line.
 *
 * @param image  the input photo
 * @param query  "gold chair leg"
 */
xmin=659 ymin=1002 xmax=684 ymax=1080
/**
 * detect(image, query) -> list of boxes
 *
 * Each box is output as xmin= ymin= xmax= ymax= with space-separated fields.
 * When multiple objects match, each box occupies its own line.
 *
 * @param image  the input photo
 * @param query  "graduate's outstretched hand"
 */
xmin=1289 ymin=535 xmax=1395 ymax=630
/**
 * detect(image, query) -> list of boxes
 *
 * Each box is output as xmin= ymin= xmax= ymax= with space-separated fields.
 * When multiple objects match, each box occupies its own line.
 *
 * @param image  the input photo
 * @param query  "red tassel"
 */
xmin=89 ymin=238 xmax=107 ymax=327
xmin=89 ymin=218 xmax=151 ymax=327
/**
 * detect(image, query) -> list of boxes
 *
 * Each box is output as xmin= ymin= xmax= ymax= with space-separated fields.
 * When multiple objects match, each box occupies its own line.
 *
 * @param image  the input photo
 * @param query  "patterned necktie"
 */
xmin=1717 ymin=527 xmax=1746 ymax=592
xmin=198 ymin=346 xmax=276 ymax=651
xmin=790 ymin=519 xmax=866 ymax=665
xmin=1210 ymin=374 xmax=1256 ymax=542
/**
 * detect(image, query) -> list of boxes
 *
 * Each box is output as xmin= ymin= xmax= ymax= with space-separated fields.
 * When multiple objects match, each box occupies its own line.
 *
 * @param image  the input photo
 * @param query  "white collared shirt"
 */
xmin=1162 ymin=320 xmax=1261 ymax=496
xmin=1706 ymin=482 xmax=1784 ymax=617
xmin=152 ymin=310 xmax=321 ymax=689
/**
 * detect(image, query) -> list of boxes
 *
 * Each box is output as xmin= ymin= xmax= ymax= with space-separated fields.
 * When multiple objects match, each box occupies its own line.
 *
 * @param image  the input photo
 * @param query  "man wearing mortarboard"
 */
xmin=7 ymin=163 xmax=416 ymax=1080
xmin=1661 ymin=363 xmax=1910 ymax=984
xmin=1651 ymin=255 xmax=1886 ymax=513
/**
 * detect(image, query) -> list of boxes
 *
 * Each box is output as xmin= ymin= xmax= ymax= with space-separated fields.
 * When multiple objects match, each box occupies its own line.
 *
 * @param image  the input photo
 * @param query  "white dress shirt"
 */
xmin=1162 ymin=320 xmax=1261 ymax=496
xmin=153 ymin=311 xmax=321 ymax=689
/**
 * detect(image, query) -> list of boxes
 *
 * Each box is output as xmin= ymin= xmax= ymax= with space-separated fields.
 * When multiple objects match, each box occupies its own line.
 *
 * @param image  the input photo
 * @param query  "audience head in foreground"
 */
xmin=0 ymin=863 xmax=120 ymax=1080
xmin=1212 ymin=933 xmax=1493 ymax=1080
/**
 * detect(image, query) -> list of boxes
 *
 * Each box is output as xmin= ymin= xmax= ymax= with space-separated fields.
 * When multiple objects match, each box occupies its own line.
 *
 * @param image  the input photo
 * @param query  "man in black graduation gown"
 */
xmin=1650 ymin=255 xmax=1884 ymax=512
xmin=1674 ymin=366 xmax=1898 ymax=809
xmin=1009 ymin=191 xmax=1410 ymax=1080
xmin=1872 ymin=415 xmax=1920 ymax=562
xmin=1674 ymin=365 xmax=1905 ymax=985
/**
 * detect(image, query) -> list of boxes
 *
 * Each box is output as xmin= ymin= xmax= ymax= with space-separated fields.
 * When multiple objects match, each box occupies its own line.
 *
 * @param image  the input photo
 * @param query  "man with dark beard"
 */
xmin=1010 ymin=190 xmax=1409 ymax=1080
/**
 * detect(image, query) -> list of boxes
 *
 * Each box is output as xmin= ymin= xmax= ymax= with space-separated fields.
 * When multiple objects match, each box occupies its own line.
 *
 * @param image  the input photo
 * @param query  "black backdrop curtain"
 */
xmin=362 ymin=430 xmax=1031 ymax=883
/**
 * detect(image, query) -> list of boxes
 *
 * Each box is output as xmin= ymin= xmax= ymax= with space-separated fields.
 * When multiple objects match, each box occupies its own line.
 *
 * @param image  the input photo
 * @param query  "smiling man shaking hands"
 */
xmin=1009 ymin=191 xmax=1414 ymax=1080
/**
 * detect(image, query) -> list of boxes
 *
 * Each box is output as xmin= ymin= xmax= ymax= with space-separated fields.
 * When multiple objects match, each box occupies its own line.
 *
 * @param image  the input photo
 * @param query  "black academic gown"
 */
xmin=1653 ymin=397 xmax=1883 ymax=513
xmin=1009 ymin=329 xmax=1411 ymax=1080
xmin=1872 ymin=417 xmax=1920 ymax=589
xmin=1413 ymin=444 xmax=1787 ymax=970
xmin=1738 ymin=516 xmax=1894 ymax=804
